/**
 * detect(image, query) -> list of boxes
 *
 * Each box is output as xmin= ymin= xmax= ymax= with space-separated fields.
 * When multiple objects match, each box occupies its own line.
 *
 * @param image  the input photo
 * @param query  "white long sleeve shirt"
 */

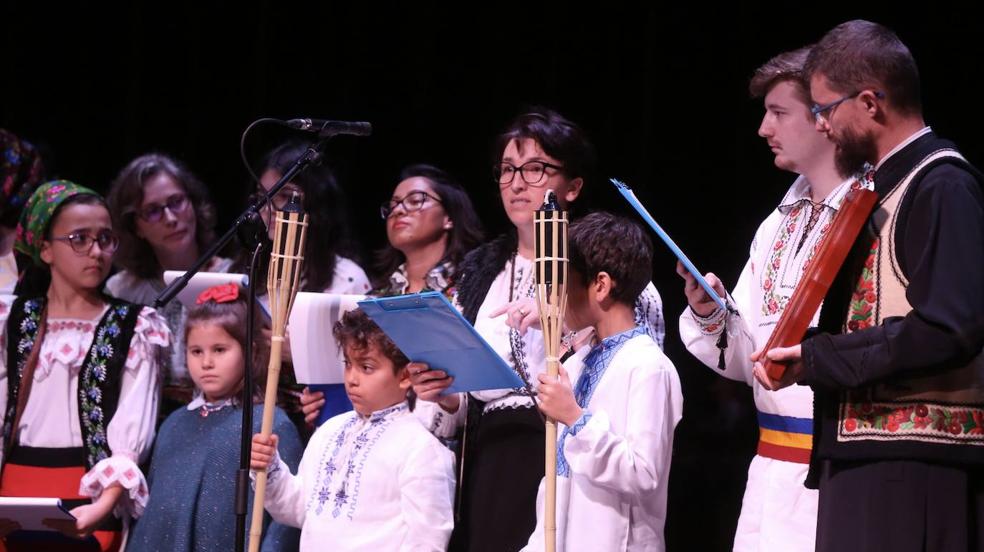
xmin=524 ymin=332 xmax=682 ymax=552
xmin=258 ymin=401 xmax=456 ymax=551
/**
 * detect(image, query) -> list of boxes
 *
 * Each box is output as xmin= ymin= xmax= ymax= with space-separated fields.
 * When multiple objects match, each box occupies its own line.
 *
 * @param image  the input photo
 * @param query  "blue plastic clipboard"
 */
xmin=358 ymin=292 xmax=525 ymax=394
xmin=610 ymin=178 xmax=728 ymax=311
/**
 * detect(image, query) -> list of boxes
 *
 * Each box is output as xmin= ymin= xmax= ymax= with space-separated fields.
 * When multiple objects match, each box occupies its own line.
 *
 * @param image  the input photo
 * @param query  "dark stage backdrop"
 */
xmin=3 ymin=4 xmax=981 ymax=550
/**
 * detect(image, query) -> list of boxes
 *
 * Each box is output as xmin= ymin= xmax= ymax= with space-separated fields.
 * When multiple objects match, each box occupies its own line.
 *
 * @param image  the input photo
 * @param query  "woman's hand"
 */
xmin=408 ymin=362 xmax=460 ymax=413
xmin=299 ymin=387 xmax=325 ymax=425
xmin=489 ymin=298 xmax=540 ymax=335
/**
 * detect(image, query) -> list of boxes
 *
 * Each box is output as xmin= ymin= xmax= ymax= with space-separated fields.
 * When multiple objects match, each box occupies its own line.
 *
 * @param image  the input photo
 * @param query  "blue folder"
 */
xmin=358 ymin=292 xmax=525 ymax=394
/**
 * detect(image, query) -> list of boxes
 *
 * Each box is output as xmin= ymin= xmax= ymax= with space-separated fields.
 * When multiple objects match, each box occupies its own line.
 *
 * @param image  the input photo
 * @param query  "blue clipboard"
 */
xmin=358 ymin=292 xmax=525 ymax=395
xmin=610 ymin=178 xmax=729 ymax=311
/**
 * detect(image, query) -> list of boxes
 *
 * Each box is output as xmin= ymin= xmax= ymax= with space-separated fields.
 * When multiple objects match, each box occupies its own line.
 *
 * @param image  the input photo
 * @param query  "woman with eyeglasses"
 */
xmin=373 ymin=164 xmax=483 ymax=296
xmin=254 ymin=141 xmax=369 ymax=295
xmin=298 ymin=164 xmax=484 ymax=426
xmin=0 ymin=181 xmax=169 ymax=551
xmin=105 ymin=153 xmax=233 ymax=415
xmin=248 ymin=141 xmax=371 ymax=435
xmin=409 ymin=108 xmax=666 ymax=551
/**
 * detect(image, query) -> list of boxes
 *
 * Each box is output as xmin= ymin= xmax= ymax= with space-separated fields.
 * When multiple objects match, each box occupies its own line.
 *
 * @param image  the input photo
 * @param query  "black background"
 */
xmin=4 ymin=3 xmax=981 ymax=549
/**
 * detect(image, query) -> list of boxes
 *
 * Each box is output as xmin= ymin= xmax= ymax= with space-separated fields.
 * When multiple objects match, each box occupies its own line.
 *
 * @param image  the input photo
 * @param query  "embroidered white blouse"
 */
xmin=257 ymin=401 xmax=455 ymax=551
xmin=677 ymin=174 xmax=863 ymax=552
xmin=0 ymin=298 xmax=170 ymax=518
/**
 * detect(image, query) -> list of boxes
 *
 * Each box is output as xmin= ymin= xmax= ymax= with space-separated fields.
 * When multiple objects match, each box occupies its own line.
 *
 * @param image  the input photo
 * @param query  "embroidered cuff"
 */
xmin=691 ymin=304 xmax=727 ymax=335
xmin=79 ymin=455 xmax=149 ymax=519
xmin=568 ymin=411 xmax=593 ymax=436
xmin=249 ymin=450 xmax=285 ymax=488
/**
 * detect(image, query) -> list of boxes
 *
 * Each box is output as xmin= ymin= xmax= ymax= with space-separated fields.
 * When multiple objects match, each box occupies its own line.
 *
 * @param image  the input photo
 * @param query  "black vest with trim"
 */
xmin=3 ymin=296 xmax=141 ymax=470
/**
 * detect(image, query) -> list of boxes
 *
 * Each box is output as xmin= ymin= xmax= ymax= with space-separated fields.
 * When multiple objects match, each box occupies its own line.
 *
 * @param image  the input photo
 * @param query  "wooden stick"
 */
xmin=248 ymin=205 xmax=307 ymax=552
xmin=535 ymin=190 xmax=568 ymax=552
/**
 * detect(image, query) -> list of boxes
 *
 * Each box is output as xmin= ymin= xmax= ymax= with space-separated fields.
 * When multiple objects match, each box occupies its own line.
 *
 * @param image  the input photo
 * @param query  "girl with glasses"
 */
xmin=105 ymin=154 xmax=234 ymax=418
xmin=0 ymin=181 xmax=170 ymax=551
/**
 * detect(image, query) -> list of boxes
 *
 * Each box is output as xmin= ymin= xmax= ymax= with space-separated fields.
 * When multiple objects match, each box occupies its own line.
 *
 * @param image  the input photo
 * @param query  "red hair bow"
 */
xmin=196 ymin=283 xmax=240 ymax=304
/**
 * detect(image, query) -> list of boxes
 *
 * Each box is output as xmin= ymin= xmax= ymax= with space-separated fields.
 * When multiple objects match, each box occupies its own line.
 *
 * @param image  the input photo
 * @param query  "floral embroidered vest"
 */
xmin=2 ymin=296 xmax=141 ymax=470
xmin=837 ymin=150 xmax=984 ymax=449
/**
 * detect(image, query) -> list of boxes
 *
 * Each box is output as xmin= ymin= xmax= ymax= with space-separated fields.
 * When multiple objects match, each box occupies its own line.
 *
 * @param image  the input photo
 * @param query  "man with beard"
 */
xmin=678 ymin=45 xmax=863 ymax=552
xmin=753 ymin=20 xmax=984 ymax=552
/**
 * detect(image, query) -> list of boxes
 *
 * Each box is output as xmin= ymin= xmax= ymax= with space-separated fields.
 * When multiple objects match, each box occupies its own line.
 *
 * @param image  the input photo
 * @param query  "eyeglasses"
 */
xmin=380 ymin=190 xmax=442 ymax=219
xmin=811 ymin=90 xmax=885 ymax=125
xmin=137 ymin=193 xmax=189 ymax=223
xmin=50 ymin=230 xmax=120 ymax=255
xmin=255 ymin=186 xmax=304 ymax=211
xmin=494 ymin=160 xmax=564 ymax=187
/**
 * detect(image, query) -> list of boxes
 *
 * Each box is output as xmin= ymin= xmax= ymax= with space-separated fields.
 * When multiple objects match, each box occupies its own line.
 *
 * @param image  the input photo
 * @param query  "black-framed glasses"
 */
xmin=494 ymin=160 xmax=564 ymax=187
xmin=255 ymin=186 xmax=304 ymax=212
xmin=380 ymin=190 xmax=442 ymax=219
xmin=811 ymin=90 xmax=885 ymax=125
xmin=50 ymin=230 xmax=119 ymax=255
xmin=137 ymin=193 xmax=189 ymax=223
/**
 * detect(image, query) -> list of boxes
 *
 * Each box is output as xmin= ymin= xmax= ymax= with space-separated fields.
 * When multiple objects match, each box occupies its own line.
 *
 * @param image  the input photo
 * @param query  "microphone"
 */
xmin=283 ymin=118 xmax=372 ymax=137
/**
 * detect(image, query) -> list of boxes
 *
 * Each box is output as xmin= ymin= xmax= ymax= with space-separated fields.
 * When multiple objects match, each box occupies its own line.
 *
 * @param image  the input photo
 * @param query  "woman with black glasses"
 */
xmin=373 ymin=164 xmax=483 ymax=297
xmin=299 ymin=164 xmax=483 ymax=425
xmin=105 ymin=153 xmax=233 ymax=415
xmin=410 ymin=107 xmax=666 ymax=551
xmin=253 ymin=140 xmax=369 ymax=295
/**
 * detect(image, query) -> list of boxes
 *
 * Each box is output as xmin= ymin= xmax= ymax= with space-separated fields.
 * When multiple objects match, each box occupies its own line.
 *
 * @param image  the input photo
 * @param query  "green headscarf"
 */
xmin=15 ymin=180 xmax=101 ymax=266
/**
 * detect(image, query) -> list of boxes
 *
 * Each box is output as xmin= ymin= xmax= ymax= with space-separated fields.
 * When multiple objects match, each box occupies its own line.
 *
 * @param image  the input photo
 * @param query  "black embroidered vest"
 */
xmin=3 ymin=296 xmax=141 ymax=470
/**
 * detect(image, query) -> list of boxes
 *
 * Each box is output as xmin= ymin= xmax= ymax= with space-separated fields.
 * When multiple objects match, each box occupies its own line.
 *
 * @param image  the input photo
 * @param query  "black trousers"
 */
xmin=816 ymin=459 xmax=984 ymax=552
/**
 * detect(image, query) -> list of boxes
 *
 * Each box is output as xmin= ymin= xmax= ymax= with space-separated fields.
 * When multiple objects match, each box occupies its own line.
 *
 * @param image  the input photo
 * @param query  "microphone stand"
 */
xmin=151 ymin=137 xmax=331 ymax=552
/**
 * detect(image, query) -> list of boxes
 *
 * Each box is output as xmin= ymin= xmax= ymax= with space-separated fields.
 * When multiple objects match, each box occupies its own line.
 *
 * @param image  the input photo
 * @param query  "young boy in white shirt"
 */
xmin=251 ymin=308 xmax=456 ymax=551
xmin=525 ymin=212 xmax=683 ymax=552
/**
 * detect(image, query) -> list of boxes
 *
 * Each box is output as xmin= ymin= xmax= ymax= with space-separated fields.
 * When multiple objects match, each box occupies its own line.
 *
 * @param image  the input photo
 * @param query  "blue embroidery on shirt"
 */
xmin=557 ymin=326 xmax=645 ymax=477
xmin=308 ymin=403 xmax=408 ymax=520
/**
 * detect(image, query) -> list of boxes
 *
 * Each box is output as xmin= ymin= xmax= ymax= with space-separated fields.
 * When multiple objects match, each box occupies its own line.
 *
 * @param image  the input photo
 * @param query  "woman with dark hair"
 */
xmin=106 ymin=153 xmax=232 ymax=416
xmin=299 ymin=163 xmax=484 ymax=425
xmin=253 ymin=142 xmax=370 ymax=432
xmin=105 ymin=153 xmax=234 ymax=412
xmin=255 ymin=141 xmax=369 ymax=294
xmin=373 ymin=163 xmax=484 ymax=296
xmin=410 ymin=107 xmax=665 ymax=551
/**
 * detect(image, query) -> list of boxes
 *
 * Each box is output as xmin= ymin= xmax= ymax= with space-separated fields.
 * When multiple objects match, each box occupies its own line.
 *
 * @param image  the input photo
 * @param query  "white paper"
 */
xmin=0 ymin=497 xmax=75 ymax=530
xmin=288 ymin=292 xmax=366 ymax=384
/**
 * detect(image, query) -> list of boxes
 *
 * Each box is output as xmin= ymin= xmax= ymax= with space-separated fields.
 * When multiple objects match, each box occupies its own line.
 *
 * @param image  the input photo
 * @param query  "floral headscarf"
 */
xmin=15 ymin=180 xmax=101 ymax=266
xmin=0 ymin=129 xmax=46 ymax=224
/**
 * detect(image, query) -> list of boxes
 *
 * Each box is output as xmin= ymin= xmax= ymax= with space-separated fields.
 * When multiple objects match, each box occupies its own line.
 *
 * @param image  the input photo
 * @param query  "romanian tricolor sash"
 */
xmin=757 ymin=411 xmax=813 ymax=464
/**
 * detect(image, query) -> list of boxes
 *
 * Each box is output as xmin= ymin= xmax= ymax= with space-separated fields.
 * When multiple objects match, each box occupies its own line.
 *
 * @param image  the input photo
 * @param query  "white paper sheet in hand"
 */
xmin=0 ymin=497 xmax=75 ymax=531
xmin=289 ymin=293 xmax=366 ymax=384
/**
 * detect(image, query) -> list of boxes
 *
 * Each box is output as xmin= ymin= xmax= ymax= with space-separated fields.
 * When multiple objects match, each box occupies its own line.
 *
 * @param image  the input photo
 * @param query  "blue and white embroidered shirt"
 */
xmin=257 ymin=400 xmax=456 ymax=551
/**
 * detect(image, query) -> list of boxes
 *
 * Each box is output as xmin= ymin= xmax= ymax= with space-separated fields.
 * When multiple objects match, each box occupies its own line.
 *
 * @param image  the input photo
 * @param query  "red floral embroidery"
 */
xmin=840 ymin=400 xmax=984 ymax=443
xmin=847 ymin=238 xmax=879 ymax=331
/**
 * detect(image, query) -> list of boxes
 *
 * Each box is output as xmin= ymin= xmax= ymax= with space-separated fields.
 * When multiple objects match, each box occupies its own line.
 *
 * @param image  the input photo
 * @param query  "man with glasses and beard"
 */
xmin=753 ymin=20 xmax=984 ymax=552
